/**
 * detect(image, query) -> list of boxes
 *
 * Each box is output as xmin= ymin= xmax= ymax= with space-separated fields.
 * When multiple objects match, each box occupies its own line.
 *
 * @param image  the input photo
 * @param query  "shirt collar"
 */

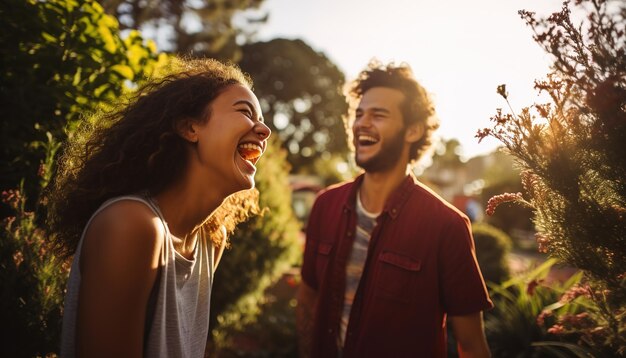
xmin=345 ymin=173 xmax=417 ymax=220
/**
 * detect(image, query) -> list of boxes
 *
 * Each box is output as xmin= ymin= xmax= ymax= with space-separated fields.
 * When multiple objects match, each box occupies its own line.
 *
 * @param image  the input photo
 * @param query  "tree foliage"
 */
xmin=0 ymin=0 xmax=166 ymax=201
xmin=239 ymin=38 xmax=350 ymax=173
xmin=100 ymin=0 xmax=266 ymax=58
xmin=478 ymin=0 xmax=625 ymax=353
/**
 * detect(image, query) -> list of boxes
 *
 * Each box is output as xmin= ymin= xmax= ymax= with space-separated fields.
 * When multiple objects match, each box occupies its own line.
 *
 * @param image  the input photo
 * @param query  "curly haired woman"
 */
xmin=48 ymin=58 xmax=271 ymax=357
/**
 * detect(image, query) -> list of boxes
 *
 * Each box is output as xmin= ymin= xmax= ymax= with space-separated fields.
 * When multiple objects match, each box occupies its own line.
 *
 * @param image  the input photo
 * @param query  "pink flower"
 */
xmin=547 ymin=324 xmax=565 ymax=335
xmin=13 ymin=251 xmax=24 ymax=268
xmin=475 ymin=128 xmax=491 ymax=143
xmin=560 ymin=285 xmax=590 ymax=303
xmin=37 ymin=163 xmax=47 ymax=178
xmin=485 ymin=192 xmax=523 ymax=216
xmin=537 ymin=310 xmax=552 ymax=326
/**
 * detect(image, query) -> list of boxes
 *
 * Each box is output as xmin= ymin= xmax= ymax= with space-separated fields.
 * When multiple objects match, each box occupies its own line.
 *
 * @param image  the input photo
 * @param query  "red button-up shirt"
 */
xmin=301 ymin=174 xmax=493 ymax=358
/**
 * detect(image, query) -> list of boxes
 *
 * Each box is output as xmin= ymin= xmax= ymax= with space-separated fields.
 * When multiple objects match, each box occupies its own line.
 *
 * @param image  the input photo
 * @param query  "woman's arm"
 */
xmin=77 ymin=200 xmax=164 ymax=358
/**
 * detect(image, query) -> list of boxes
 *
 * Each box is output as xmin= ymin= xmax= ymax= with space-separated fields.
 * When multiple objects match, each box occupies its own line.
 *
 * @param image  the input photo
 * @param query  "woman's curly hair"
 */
xmin=48 ymin=57 xmax=260 ymax=258
xmin=345 ymin=60 xmax=440 ymax=163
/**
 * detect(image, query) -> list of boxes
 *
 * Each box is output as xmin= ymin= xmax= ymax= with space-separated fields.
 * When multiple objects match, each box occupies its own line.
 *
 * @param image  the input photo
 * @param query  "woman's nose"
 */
xmin=255 ymin=122 xmax=271 ymax=139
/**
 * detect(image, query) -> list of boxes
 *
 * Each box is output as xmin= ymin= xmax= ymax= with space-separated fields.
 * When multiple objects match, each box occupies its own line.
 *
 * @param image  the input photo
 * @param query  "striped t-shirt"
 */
xmin=340 ymin=191 xmax=379 ymax=346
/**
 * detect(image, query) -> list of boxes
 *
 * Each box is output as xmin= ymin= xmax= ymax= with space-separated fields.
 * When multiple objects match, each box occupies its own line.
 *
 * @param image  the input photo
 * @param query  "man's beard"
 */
xmin=355 ymin=127 xmax=406 ymax=173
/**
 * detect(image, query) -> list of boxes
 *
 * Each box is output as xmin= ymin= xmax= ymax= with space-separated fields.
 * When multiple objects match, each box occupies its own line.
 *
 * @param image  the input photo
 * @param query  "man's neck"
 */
xmin=360 ymin=164 xmax=410 ymax=214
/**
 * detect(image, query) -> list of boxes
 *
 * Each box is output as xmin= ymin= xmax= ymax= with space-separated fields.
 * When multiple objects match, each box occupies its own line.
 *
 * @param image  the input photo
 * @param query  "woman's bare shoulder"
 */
xmin=80 ymin=199 xmax=165 ymax=273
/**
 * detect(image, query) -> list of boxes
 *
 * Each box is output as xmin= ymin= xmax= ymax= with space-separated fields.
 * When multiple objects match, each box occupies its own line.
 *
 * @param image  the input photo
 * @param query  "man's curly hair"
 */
xmin=346 ymin=60 xmax=439 ymax=162
xmin=48 ymin=57 xmax=260 ymax=258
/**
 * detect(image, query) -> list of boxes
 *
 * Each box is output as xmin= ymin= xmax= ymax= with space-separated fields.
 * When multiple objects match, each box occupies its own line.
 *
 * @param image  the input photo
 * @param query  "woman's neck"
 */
xmin=153 ymin=181 xmax=225 ymax=259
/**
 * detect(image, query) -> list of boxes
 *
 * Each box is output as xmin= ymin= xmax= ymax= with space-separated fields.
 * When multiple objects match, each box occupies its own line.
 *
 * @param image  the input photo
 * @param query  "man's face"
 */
xmin=352 ymin=87 xmax=408 ymax=173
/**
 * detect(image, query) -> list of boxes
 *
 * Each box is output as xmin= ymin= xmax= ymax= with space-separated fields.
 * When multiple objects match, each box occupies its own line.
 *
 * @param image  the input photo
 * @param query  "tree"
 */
xmin=0 ymin=0 xmax=165 ymax=203
xmin=478 ymin=0 xmax=625 ymax=354
xmin=100 ymin=0 xmax=266 ymax=58
xmin=239 ymin=38 xmax=350 ymax=173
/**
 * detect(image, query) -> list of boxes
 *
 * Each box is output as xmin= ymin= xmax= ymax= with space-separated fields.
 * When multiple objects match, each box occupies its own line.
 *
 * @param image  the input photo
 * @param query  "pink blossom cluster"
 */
xmin=1 ymin=189 xmax=22 ymax=208
xmin=547 ymin=324 xmax=565 ymax=334
xmin=536 ymin=310 xmax=553 ymax=326
xmin=13 ymin=250 xmax=24 ymax=268
xmin=559 ymin=284 xmax=591 ymax=303
xmin=485 ymin=192 xmax=523 ymax=216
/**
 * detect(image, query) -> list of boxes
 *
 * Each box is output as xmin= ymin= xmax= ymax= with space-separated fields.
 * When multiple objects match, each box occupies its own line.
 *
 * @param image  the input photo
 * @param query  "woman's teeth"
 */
xmin=237 ymin=143 xmax=263 ymax=162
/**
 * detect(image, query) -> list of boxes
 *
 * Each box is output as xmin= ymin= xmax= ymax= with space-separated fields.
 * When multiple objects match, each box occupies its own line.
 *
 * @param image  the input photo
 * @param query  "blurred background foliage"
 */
xmin=0 ymin=0 xmax=166 ymax=205
xmin=239 ymin=38 xmax=350 ymax=174
xmin=1 ymin=0 xmax=625 ymax=356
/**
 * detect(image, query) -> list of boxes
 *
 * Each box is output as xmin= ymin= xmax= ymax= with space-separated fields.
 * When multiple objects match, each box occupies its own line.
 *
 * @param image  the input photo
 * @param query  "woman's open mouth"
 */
xmin=237 ymin=142 xmax=263 ymax=165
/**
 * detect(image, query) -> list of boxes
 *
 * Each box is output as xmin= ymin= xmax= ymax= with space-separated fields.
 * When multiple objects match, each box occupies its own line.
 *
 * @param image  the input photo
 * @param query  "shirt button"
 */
xmin=347 ymin=232 xmax=352 ymax=236
xmin=391 ymin=208 xmax=397 ymax=214
xmin=328 ymin=328 xmax=333 ymax=333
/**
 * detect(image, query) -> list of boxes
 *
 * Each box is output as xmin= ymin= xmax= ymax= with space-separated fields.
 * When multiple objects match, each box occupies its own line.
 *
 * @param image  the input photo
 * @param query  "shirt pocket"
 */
xmin=374 ymin=251 xmax=421 ymax=303
xmin=315 ymin=241 xmax=334 ymax=285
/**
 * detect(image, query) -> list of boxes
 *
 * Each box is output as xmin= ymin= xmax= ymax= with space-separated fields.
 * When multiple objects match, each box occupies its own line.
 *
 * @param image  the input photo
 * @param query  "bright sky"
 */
xmin=242 ymin=0 xmax=566 ymax=159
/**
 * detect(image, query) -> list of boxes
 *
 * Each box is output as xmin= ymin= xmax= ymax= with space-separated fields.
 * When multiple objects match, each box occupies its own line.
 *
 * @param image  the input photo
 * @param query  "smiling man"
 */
xmin=296 ymin=61 xmax=493 ymax=358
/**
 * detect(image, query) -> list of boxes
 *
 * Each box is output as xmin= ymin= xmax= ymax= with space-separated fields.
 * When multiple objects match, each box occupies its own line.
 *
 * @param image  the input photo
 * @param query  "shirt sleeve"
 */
xmin=439 ymin=214 xmax=493 ymax=315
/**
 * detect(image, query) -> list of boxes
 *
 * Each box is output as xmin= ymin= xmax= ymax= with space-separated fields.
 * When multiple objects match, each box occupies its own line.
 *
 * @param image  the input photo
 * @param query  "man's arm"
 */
xmin=449 ymin=312 xmax=491 ymax=358
xmin=296 ymin=281 xmax=318 ymax=358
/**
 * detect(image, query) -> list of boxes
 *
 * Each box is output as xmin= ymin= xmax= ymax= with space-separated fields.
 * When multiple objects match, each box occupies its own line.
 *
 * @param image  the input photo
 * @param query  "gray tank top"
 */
xmin=60 ymin=195 xmax=215 ymax=358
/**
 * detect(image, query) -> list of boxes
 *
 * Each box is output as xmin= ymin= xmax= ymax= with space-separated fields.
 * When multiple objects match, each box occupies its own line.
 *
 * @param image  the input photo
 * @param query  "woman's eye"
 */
xmin=239 ymin=109 xmax=253 ymax=118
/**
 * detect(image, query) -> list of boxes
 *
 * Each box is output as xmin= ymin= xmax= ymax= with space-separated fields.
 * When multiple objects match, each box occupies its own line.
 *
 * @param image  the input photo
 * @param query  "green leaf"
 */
xmin=532 ymin=341 xmax=594 ymax=357
xmin=94 ymin=83 xmax=109 ymax=98
xmin=111 ymin=65 xmax=134 ymax=80
xmin=41 ymin=32 xmax=56 ymax=44
xmin=72 ymin=68 xmax=82 ymax=86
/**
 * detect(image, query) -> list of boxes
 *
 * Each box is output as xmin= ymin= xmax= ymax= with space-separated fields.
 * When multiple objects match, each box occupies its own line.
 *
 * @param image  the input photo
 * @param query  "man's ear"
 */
xmin=405 ymin=123 xmax=424 ymax=144
xmin=175 ymin=118 xmax=198 ymax=143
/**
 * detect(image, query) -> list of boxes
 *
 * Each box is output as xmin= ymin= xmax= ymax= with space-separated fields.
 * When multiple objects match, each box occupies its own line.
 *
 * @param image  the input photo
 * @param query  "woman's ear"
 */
xmin=405 ymin=123 xmax=425 ymax=144
xmin=175 ymin=118 xmax=198 ymax=143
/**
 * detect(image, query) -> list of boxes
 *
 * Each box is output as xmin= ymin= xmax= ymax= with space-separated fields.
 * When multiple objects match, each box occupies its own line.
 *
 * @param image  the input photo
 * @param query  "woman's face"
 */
xmin=185 ymin=84 xmax=271 ymax=195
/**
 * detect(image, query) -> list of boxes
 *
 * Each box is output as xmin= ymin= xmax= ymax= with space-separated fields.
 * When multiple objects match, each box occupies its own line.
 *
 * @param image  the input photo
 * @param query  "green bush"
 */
xmin=0 ymin=186 xmax=68 ymax=357
xmin=472 ymin=222 xmax=512 ymax=284
xmin=209 ymin=137 xmax=301 ymax=354
xmin=0 ymin=0 xmax=164 ymax=355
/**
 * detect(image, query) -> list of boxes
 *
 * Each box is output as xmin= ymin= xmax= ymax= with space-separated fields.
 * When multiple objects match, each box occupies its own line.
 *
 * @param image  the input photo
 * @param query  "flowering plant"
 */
xmin=478 ymin=0 xmax=625 ymax=354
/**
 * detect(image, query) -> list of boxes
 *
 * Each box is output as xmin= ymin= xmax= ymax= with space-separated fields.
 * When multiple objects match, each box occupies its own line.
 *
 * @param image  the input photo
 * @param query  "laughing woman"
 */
xmin=48 ymin=58 xmax=271 ymax=358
